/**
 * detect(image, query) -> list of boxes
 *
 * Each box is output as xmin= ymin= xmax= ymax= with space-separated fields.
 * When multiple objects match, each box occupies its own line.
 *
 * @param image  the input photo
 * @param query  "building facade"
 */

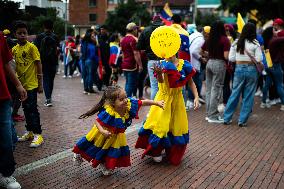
xmin=69 ymin=0 xmax=152 ymax=36
xmin=14 ymin=0 xmax=67 ymax=19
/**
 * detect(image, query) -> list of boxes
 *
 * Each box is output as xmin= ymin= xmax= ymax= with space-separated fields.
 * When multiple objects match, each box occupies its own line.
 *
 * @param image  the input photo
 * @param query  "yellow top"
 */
xmin=12 ymin=41 xmax=40 ymax=91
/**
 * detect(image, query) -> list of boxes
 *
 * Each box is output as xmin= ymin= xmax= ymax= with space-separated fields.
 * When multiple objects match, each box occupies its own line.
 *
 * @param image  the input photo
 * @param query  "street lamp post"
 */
xmin=193 ymin=0 xmax=198 ymax=24
xmin=64 ymin=0 xmax=68 ymax=38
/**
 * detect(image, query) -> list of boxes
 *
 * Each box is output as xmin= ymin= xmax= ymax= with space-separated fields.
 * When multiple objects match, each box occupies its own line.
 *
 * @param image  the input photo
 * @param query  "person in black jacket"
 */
xmin=137 ymin=16 xmax=164 ymax=100
xmin=97 ymin=25 xmax=111 ymax=89
xmin=34 ymin=19 xmax=59 ymax=107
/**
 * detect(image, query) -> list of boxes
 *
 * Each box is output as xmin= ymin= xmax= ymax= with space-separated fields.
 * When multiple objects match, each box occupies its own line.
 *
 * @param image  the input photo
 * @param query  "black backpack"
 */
xmin=40 ymin=33 xmax=57 ymax=63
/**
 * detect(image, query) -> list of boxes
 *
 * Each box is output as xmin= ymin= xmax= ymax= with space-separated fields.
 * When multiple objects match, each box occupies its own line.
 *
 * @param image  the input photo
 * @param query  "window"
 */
xmin=108 ymin=0 xmax=118 ymax=4
xmin=89 ymin=0 xmax=96 ymax=7
xmin=89 ymin=14 xmax=97 ymax=23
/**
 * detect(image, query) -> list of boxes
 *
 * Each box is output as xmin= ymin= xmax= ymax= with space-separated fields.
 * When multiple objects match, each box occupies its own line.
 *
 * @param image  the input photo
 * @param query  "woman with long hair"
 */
xmin=223 ymin=23 xmax=263 ymax=127
xmin=201 ymin=20 xmax=231 ymax=123
xmin=81 ymin=29 xmax=99 ymax=94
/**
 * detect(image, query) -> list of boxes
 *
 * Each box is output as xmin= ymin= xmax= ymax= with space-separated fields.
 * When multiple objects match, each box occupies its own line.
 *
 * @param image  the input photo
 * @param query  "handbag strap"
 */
xmin=244 ymin=49 xmax=257 ymax=63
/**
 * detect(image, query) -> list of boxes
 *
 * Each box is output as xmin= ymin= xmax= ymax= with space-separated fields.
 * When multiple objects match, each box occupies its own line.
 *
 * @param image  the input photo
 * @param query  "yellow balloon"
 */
xmin=150 ymin=26 xmax=181 ymax=58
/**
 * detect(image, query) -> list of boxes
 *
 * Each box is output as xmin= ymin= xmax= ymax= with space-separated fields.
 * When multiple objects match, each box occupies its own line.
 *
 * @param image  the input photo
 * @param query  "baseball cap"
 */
xmin=203 ymin=26 xmax=211 ymax=33
xmin=273 ymin=18 xmax=284 ymax=26
xmin=126 ymin=22 xmax=139 ymax=31
xmin=3 ymin=29 xmax=10 ymax=35
xmin=187 ymin=24 xmax=197 ymax=34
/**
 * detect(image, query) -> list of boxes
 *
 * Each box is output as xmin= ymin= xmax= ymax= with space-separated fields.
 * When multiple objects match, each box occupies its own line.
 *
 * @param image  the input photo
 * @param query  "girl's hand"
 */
xmin=193 ymin=97 xmax=199 ymax=110
xmin=152 ymin=64 xmax=163 ymax=75
xmin=100 ymin=129 xmax=112 ymax=138
xmin=156 ymin=100 xmax=165 ymax=109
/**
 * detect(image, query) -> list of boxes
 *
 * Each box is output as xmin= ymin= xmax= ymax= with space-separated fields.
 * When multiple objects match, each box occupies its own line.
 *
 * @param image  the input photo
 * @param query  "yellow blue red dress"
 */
xmin=73 ymin=98 xmax=142 ymax=170
xmin=135 ymin=59 xmax=196 ymax=165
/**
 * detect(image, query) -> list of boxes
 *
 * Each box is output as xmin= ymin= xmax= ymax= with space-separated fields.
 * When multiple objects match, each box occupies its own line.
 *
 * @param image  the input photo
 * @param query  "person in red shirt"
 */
xmin=273 ymin=18 xmax=284 ymax=37
xmin=120 ymin=22 xmax=143 ymax=97
xmin=0 ymin=31 xmax=27 ymax=189
xmin=201 ymin=20 xmax=231 ymax=123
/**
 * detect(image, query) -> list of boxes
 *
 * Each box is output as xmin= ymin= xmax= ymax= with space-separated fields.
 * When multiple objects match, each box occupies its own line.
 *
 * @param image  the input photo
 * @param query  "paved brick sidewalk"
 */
xmin=12 ymin=75 xmax=284 ymax=189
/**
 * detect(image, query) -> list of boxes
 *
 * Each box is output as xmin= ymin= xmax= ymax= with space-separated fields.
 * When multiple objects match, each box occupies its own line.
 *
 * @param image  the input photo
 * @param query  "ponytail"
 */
xmin=79 ymin=92 xmax=106 ymax=119
xmin=78 ymin=85 xmax=122 ymax=119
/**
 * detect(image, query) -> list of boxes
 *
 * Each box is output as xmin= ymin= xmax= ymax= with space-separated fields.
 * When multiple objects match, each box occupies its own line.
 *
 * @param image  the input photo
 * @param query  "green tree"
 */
xmin=221 ymin=0 xmax=284 ymax=22
xmin=29 ymin=8 xmax=73 ymax=40
xmin=105 ymin=0 xmax=151 ymax=35
xmin=0 ymin=0 xmax=23 ymax=30
xmin=196 ymin=10 xmax=220 ymax=27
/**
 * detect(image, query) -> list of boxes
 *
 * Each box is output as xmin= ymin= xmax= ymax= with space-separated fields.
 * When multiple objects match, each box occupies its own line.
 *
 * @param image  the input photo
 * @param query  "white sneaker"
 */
xmin=62 ymin=75 xmax=67 ymax=78
xmin=100 ymin=165 xmax=113 ymax=176
xmin=68 ymin=75 xmax=72 ymax=79
xmin=217 ymin=104 xmax=225 ymax=113
xmin=186 ymin=101 xmax=194 ymax=110
xmin=208 ymin=116 xmax=224 ymax=124
xmin=280 ymin=105 xmax=284 ymax=111
xmin=205 ymin=117 xmax=209 ymax=121
xmin=0 ymin=174 xmax=21 ymax=189
xmin=255 ymin=90 xmax=262 ymax=97
xmin=270 ymin=99 xmax=280 ymax=105
xmin=260 ymin=102 xmax=271 ymax=108
xmin=152 ymin=156 xmax=162 ymax=163
xmin=73 ymin=153 xmax=83 ymax=166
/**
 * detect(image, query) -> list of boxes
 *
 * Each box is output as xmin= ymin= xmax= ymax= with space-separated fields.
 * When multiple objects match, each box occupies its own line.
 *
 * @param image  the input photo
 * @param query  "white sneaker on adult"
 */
xmin=153 ymin=156 xmax=163 ymax=163
xmin=255 ymin=90 xmax=262 ymax=97
xmin=280 ymin=105 xmax=284 ymax=111
xmin=208 ymin=116 xmax=224 ymax=124
xmin=218 ymin=104 xmax=225 ymax=113
xmin=0 ymin=174 xmax=21 ymax=189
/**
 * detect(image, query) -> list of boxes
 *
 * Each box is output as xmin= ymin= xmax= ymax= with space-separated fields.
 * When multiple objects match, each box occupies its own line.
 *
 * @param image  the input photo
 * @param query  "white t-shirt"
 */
xmin=229 ymin=39 xmax=262 ymax=62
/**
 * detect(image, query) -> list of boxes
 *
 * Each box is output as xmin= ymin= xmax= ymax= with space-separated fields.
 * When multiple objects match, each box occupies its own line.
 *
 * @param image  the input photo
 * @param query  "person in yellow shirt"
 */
xmin=12 ymin=21 xmax=44 ymax=148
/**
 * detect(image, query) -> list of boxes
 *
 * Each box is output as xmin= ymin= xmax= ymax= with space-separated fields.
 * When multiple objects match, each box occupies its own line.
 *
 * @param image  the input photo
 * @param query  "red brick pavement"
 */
xmin=11 ymin=75 xmax=284 ymax=189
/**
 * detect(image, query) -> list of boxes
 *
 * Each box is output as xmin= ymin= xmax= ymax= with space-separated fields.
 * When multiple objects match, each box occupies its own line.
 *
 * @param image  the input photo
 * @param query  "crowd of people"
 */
xmin=0 ymin=14 xmax=284 ymax=189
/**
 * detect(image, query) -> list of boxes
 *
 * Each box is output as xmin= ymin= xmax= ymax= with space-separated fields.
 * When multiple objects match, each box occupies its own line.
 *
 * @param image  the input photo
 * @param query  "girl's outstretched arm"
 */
xmin=141 ymin=99 xmax=165 ymax=109
xmin=188 ymin=78 xmax=199 ymax=110
xmin=94 ymin=120 xmax=112 ymax=137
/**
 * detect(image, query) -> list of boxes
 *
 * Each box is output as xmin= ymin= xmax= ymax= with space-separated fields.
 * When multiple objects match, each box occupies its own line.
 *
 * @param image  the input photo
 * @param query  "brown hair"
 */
xmin=79 ymin=85 xmax=123 ymax=119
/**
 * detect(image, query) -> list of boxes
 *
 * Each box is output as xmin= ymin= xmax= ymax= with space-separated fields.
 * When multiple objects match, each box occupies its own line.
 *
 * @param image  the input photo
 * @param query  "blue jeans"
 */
xmin=262 ymin=63 xmax=284 ymax=104
xmin=224 ymin=64 xmax=258 ymax=124
xmin=124 ymin=70 xmax=138 ymax=97
xmin=22 ymin=89 xmax=42 ymax=134
xmin=82 ymin=59 xmax=97 ymax=91
xmin=147 ymin=60 xmax=159 ymax=100
xmin=0 ymin=100 xmax=16 ymax=177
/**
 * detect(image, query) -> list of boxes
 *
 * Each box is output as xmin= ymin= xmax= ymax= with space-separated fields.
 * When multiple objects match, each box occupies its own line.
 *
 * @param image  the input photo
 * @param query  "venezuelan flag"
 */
xmin=160 ymin=3 xmax=173 ymax=26
xmin=109 ymin=42 xmax=120 ymax=67
xmin=171 ymin=24 xmax=191 ymax=61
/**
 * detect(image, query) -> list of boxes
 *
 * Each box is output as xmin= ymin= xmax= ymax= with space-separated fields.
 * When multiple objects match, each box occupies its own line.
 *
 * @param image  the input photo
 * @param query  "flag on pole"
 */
xmin=160 ymin=3 xmax=173 ymax=26
xmin=237 ymin=12 xmax=245 ymax=33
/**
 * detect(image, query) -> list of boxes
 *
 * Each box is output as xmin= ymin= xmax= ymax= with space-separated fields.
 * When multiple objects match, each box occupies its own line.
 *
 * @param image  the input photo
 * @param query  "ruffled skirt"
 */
xmin=73 ymin=125 xmax=130 ymax=170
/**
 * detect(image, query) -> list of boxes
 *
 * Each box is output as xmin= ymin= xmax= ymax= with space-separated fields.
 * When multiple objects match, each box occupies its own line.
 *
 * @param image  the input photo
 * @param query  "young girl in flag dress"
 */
xmin=135 ymin=55 xmax=199 ymax=165
xmin=73 ymin=85 xmax=164 ymax=175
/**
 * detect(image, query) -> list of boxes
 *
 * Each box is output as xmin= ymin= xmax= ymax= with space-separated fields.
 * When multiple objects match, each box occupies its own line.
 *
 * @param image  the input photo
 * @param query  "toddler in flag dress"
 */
xmin=135 ymin=55 xmax=199 ymax=165
xmin=73 ymin=85 xmax=164 ymax=175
